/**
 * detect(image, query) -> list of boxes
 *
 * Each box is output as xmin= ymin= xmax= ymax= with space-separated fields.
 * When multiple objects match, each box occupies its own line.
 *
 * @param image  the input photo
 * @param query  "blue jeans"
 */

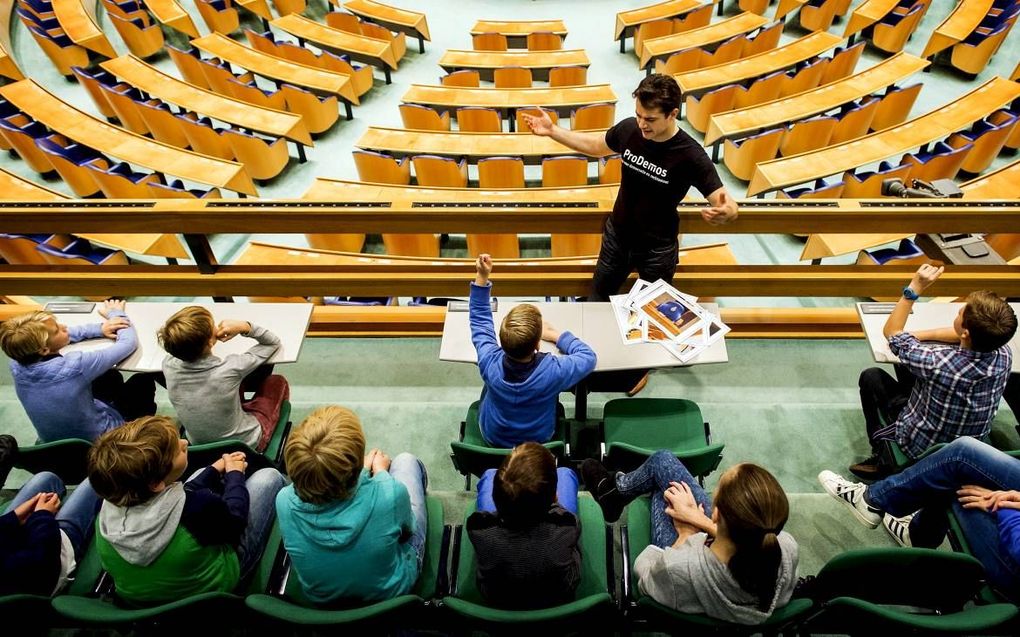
xmin=388 ymin=453 xmax=429 ymax=573
xmin=4 ymin=472 xmax=101 ymax=560
xmin=476 ymin=467 xmax=579 ymax=515
xmin=186 ymin=467 xmax=285 ymax=579
xmin=865 ymin=436 xmax=1020 ymax=600
xmin=616 ymin=450 xmax=714 ymax=548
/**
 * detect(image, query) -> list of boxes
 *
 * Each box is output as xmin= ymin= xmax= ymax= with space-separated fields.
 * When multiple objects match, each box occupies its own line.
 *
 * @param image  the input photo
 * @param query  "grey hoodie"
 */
xmin=634 ymin=531 xmax=798 ymax=625
xmin=97 ymin=483 xmax=186 ymax=566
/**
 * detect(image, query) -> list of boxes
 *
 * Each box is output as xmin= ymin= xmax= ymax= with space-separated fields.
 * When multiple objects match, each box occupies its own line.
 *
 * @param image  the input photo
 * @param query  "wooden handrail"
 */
xmin=1 ymin=264 xmax=1017 ymax=297
xmin=0 ymin=199 xmax=1018 ymax=234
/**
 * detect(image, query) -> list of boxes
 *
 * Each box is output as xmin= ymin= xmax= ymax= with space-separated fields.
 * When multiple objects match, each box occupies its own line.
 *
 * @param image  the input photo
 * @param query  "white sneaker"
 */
xmin=883 ymin=512 xmax=914 ymax=548
xmin=818 ymin=470 xmax=882 ymax=529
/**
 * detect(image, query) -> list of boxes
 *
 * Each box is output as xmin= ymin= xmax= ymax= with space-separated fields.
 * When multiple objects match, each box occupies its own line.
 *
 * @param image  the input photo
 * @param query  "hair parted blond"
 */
xmin=499 ymin=304 xmax=543 ymax=360
xmin=88 ymin=415 xmax=181 ymax=507
xmin=285 ymin=405 xmax=366 ymax=505
xmin=158 ymin=306 xmax=215 ymax=362
xmin=0 ymin=311 xmax=55 ymax=364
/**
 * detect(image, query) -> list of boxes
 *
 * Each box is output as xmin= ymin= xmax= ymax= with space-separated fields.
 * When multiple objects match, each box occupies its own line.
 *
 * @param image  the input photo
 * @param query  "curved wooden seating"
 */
xmin=614 ymin=0 xmax=704 ymax=50
xmin=438 ymin=49 xmax=589 ymax=82
xmin=21 ymin=19 xmax=90 ymax=76
xmin=741 ymin=20 xmax=783 ymax=57
xmin=921 ymin=0 xmax=994 ymax=59
xmin=829 ymin=96 xmax=880 ymax=144
xmin=949 ymin=13 xmax=1018 ymax=75
xmin=869 ymin=82 xmax=922 ymax=131
xmin=0 ymin=114 xmax=57 ymax=173
xmin=440 ymin=69 xmax=480 ymax=87
xmin=960 ymin=157 xmax=1020 ymax=198
xmin=194 ymin=0 xmax=238 ymax=35
xmin=244 ymin=30 xmax=374 ymax=99
xmin=548 ymin=65 xmax=587 ymax=87
xmin=271 ymin=13 xmax=398 ymax=82
xmin=723 ymin=127 xmax=783 ymax=181
xmin=527 ymin=31 xmax=562 ymax=51
xmin=355 ymin=127 xmax=607 ymax=164
xmin=946 ymin=110 xmax=1018 ymax=174
xmin=141 ymin=0 xmax=199 ymax=37
xmin=674 ymin=31 xmax=843 ymax=98
xmin=352 ymin=149 xmax=410 ymax=184
xmin=455 ymin=106 xmax=502 ymax=132
xmin=798 ymin=0 xmax=840 ymax=32
xmin=843 ymin=0 xmax=899 ymax=38
xmin=221 ymin=129 xmax=289 ymax=181
xmin=871 ymin=1 xmax=927 ymax=54
xmin=325 ymin=12 xmax=406 ymax=63
xmin=476 ymin=156 xmax=524 ymax=188
xmin=0 ymin=0 xmax=24 ymax=80
xmin=136 ymin=100 xmax=191 ymax=147
xmin=901 ymin=141 xmax=972 ymax=183
xmin=278 ymin=85 xmax=341 ymax=134
xmin=36 ymin=137 xmax=102 ymax=196
xmin=108 ymin=12 xmax=163 ymax=59
xmin=412 ymin=155 xmax=468 ymax=187
xmin=703 ymin=53 xmax=928 ymax=147
xmin=571 ymin=103 xmax=615 ymax=130
xmin=599 ymin=155 xmax=621 ymax=184
xmin=818 ymin=41 xmax=865 ymax=86
xmin=639 ymin=11 xmax=770 ymax=70
xmin=398 ymin=103 xmax=450 ymax=131
xmin=400 ymin=84 xmax=617 ymax=121
xmin=190 ymin=33 xmax=358 ymax=109
xmin=471 ymin=19 xmax=566 ymax=48
xmin=342 ymin=0 xmax=430 ymax=53
xmin=493 ymin=66 xmax=532 ymax=88
xmin=52 ymin=0 xmax=116 ymax=57
xmin=101 ymin=55 xmax=312 ymax=146
xmin=471 ymin=32 xmax=507 ymax=51
xmin=0 ymin=79 xmax=257 ymax=195
xmin=303 ymin=178 xmax=618 ymax=208
xmin=779 ymin=116 xmax=836 ymax=157
xmin=747 ymin=76 xmax=1020 ymax=196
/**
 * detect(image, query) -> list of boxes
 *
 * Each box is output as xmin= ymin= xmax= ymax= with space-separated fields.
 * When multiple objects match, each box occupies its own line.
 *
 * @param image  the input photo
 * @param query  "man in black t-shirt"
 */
xmin=523 ymin=74 xmax=738 ymax=301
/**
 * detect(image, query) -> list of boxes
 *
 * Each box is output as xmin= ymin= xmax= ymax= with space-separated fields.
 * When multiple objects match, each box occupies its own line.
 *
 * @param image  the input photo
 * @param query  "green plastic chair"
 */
xmin=184 ymin=400 xmax=292 ymax=476
xmin=450 ymin=400 xmax=568 ymax=489
xmin=801 ymin=547 xmax=1018 ymax=633
xmin=884 ymin=440 xmax=946 ymax=472
xmin=946 ymin=507 xmax=1014 ymax=605
xmin=245 ymin=496 xmax=447 ymax=627
xmin=602 ymin=398 xmax=724 ymax=483
xmin=14 ymin=438 xmax=93 ymax=484
xmin=621 ymin=496 xmax=813 ymax=634
xmin=442 ymin=497 xmax=614 ymax=627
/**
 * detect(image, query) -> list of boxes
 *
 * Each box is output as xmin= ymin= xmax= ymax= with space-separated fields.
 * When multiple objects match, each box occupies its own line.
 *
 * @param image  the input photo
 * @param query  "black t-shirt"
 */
xmin=605 ymin=117 xmax=723 ymax=245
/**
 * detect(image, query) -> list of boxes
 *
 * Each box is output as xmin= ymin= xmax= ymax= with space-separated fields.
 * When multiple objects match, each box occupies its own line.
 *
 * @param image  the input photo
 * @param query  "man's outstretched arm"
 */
xmin=522 ymin=110 xmax=614 ymax=157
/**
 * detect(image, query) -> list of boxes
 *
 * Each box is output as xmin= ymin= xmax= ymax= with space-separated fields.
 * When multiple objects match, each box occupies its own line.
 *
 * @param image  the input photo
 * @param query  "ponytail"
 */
xmin=713 ymin=464 xmax=789 ymax=612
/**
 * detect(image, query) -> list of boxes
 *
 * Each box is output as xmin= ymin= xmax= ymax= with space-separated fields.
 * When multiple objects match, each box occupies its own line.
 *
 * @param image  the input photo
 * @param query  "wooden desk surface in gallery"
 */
xmin=344 ymin=0 xmax=430 ymax=42
xmin=704 ymin=52 xmax=929 ymax=146
xmin=843 ymin=0 xmax=899 ymax=38
xmin=0 ymin=168 xmax=189 ymax=259
xmin=191 ymin=33 xmax=358 ymax=105
xmin=960 ymin=158 xmax=1020 ymax=199
xmin=0 ymin=79 xmax=258 ymax=196
xmin=101 ymin=55 xmax=312 ymax=146
xmin=303 ymin=178 xmax=619 ymax=207
xmin=143 ymin=0 xmax=200 ymax=37
xmin=921 ymin=0 xmax=994 ymax=59
xmin=272 ymin=13 xmax=398 ymax=71
xmin=354 ymin=127 xmax=607 ymax=162
xmin=615 ymin=0 xmax=703 ymax=41
xmin=400 ymin=84 xmax=616 ymax=115
xmin=51 ymin=0 xmax=117 ymax=58
xmin=0 ymin=0 xmax=23 ymax=80
xmin=470 ymin=19 xmax=567 ymax=37
xmin=438 ymin=49 xmax=590 ymax=80
xmin=747 ymin=76 xmax=1020 ymax=197
xmin=639 ymin=11 xmax=770 ymax=69
xmin=674 ymin=31 xmax=843 ymax=97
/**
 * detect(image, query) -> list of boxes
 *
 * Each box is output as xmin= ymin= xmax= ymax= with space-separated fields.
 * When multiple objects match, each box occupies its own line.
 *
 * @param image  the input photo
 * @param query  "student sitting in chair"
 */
xmin=470 ymin=254 xmax=596 ymax=447
xmin=852 ymin=263 xmax=1016 ymax=478
xmin=583 ymin=453 xmax=798 ymax=625
xmin=159 ymin=307 xmax=290 ymax=452
xmin=275 ymin=405 xmax=429 ymax=604
xmin=820 ymin=436 xmax=1020 ymax=602
xmin=467 ymin=442 xmax=581 ymax=609
xmin=0 ymin=470 xmax=101 ymax=596
xmin=0 ymin=300 xmax=156 ymax=442
xmin=88 ymin=415 xmax=284 ymax=604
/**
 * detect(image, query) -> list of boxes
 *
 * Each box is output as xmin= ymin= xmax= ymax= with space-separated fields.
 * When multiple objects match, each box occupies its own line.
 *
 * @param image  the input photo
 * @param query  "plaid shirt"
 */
xmin=890 ymin=332 xmax=1013 ymax=458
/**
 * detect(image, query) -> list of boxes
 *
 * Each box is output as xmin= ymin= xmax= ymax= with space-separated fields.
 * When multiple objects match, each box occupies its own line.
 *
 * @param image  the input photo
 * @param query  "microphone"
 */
xmin=881 ymin=178 xmax=939 ymax=198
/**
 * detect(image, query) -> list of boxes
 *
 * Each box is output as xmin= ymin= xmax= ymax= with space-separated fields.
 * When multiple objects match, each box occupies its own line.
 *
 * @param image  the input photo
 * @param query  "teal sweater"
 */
xmin=276 ymin=470 xmax=417 ymax=604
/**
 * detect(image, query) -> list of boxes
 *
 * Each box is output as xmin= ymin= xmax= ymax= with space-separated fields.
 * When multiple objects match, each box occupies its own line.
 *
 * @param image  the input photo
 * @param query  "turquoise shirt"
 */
xmin=275 ymin=469 xmax=417 ymax=604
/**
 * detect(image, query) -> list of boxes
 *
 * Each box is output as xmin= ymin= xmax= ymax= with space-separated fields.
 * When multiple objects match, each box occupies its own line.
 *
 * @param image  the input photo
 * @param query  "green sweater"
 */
xmin=96 ymin=526 xmax=240 ymax=604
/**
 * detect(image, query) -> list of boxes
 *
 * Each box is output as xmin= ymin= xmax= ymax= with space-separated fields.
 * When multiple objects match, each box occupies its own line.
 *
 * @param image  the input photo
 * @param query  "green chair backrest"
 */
xmin=820 ymin=596 xmax=1018 ymax=633
xmin=452 ymin=401 xmax=569 ymax=479
xmin=812 ymin=547 xmax=984 ymax=611
xmin=184 ymin=400 xmax=291 ymax=476
xmin=603 ymin=398 xmax=707 ymax=452
xmin=14 ymin=438 xmax=92 ymax=484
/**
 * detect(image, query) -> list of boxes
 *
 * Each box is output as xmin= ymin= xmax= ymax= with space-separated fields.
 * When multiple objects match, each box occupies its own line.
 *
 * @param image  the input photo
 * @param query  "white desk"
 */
xmin=57 ymin=302 xmax=312 ymax=372
xmin=441 ymin=301 xmax=728 ymax=370
xmin=856 ymin=301 xmax=1020 ymax=372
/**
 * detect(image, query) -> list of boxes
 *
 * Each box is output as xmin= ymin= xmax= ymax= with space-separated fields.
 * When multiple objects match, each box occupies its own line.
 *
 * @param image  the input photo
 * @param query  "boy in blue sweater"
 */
xmin=0 ymin=300 xmax=156 ymax=442
xmin=470 ymin=254 xmax=597 ymax=447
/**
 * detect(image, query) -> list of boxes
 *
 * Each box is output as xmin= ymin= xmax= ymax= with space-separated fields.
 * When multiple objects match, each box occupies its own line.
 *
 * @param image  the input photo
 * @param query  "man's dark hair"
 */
xmin=632 ymin=74 xmax=682 ymax=115
xmin=962 ymin=291 xmax=1018 ymax=352
xmin=492 ymin=442 xmax=557 ymax=525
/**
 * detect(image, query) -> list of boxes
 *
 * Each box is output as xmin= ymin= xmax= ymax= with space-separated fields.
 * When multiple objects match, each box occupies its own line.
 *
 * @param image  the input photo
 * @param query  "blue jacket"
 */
xmin=470 ymin=283 xmax=596 ymax=447
xmin=10 ymin=310 xmax=137 ymax=442
xmin=276 ymin=470 xmax=418 ymax=604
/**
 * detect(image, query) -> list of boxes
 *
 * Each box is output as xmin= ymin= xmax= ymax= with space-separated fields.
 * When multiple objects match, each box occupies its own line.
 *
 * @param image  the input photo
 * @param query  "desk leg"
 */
xmin=296 ymin=143 xmax=307 ymax=163
xmin=418 ymin=35 xmax=425 ymax=54
xmin=344 ymin=101 xmax=353 ymax=120
xmin=620 ymin=36 xmax=626 ymax=54
xmin=712 ymin=142 xmax=720 ymax=163
xmin=384 ymin=68 xmax=392 ymax=84
xmin=574 ymin=379 xmax=588 ymax=423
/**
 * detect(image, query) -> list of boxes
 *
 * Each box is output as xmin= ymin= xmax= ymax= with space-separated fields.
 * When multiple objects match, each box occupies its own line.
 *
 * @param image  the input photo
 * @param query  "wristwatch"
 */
xmin=901 ymin=286 xmax=920 ymax=301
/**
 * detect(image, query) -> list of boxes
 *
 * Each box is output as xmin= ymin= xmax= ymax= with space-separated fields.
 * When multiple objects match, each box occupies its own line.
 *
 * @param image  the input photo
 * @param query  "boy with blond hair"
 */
xmin=88 ymin=415 xmax=283 ymax=604
xmin=0 ymin=299 xmax=156 ymax=442
xmin=275 ymin=405 xmax=428 ymax=604
xmin=470 ymin=254 xmax=597 ymax=447
xmin=158 ymin=306 xmax=289 ymax=451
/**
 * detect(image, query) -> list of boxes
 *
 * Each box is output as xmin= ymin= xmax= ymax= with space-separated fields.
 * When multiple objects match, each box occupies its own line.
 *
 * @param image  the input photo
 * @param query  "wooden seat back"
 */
xmin=549 ymin=65 xmax=587 ymax=87
xmin=167 ymin=45 xmax=212 ymax=89
xmin=456 ymin=106 xmax=502 ymax=132
xmin=476 ymin=156 xmax=524 ymax=188
xmin=723 ymin=127 xmax=783 ymax=181
xmin=472 ymin=32 xmax=507 ymax=51
xmin=440 ymin=69 xmax=480 ymax=87
xmin=399 ymin=103 xmax=450 ymax=131
xmin=527 ymin=31 xmax=562 ymax=51
xmin=830 ymin=96 xmax=879 ymax=145
xmin=780 ymin=116 xmax=837 ymax=157
xmin=222 ymin=129 xmax=290 ymax=181
xmin=411 ymin=154 xmax=468 ymax=187
xmin=352 ymin=149 xmax=410 ymax=184
xmin=280 ymin=85 xmax=340 ymax=134
xmin=175 ymin=113 xmax=234 ymax=160
xmin=493 ymin=66 xmax=532 ymax=88
xmin=571 ymin=102 xmax=615 ymax=130
xmin=870 ymin=82 xmax=922 ymax=132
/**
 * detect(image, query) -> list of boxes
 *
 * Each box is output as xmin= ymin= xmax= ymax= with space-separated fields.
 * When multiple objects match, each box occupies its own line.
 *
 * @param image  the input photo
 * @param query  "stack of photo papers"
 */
xmin=610 ymin=279 xmax=730 ymax=363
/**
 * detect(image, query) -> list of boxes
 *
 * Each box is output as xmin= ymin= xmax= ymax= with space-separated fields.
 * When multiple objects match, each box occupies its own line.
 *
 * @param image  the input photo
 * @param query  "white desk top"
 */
xmin=57 ymin=302 xmax=313 ymax=372
xmin=440 ymin=301 xmax=728 ymax=371
xmin=856 ymin=301 xmax=1020 ymax=372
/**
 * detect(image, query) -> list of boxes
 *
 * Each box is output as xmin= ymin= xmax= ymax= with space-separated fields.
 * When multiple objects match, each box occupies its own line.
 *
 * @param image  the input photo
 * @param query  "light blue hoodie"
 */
xmin=275 ymin=469 xmax=417 ymax=604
